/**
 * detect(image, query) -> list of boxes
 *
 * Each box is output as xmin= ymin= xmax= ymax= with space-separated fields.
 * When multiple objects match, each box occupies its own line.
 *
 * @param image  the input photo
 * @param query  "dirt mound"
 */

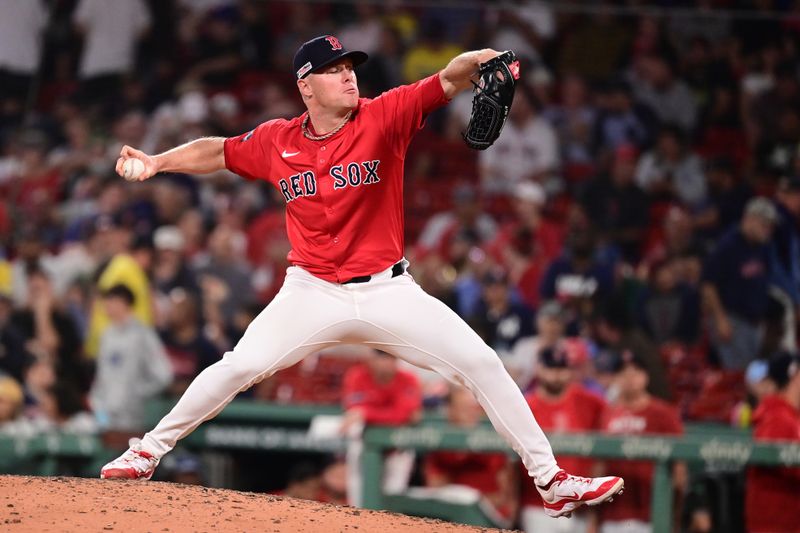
xmin=0 ymin=476 xmax=510 ymax=533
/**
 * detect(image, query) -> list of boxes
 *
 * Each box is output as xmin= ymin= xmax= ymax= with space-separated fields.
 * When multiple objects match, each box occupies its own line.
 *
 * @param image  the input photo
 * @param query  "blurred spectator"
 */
xmin=194 ymin=224 xmax=253 ymax=320
xmin=693 ymin=157 xmax=752 ymax=241
xmin=319 ymin=458 xmax=348 ymax=505
xmin=10 ymin=266 xmax=84 ymax=388
xmin=470 ymin=269 xmax=534 ymax=356
xmin=580 ymin=144 xmax=649 ymax=262
xmin=593 ymin=81 xmax=655 ymax=156
xmin=747 ymin=63 xmax=800 ymax=155
xmin=702 ymin=198 xmax=777 ymax=370
xmin=0 ymin=294 xmax=31 ymax=383
xmin=402 ymin=18 xmax=464 ymax=83
xmin=558 ymin=11 xmax=631 ymax=82
xmin=89 ymin=284 xmax=172 ymax=432
xmin=337 ymin=3 xmax=384 ymax=57
xmin=731 ymin=359 xmax=777 ymax=429
xmin=161 ymin=450 xmax=204 ymax=486
xmin=490 ymin=181 xmax=563 ymax=309
xmin=635 ymin=125 xmax=707 ymax=208
xmin=73 ymin=0 xmax=151 ymax=107
xmin=479 ymin=87 xmax=560 ymax=195
xmin=640 ymin=206 xmax=704 ymax=286
xmin=746 ymin=352 xmax=800 ymax=533
xmin=341 ymin=349 xmax=421 ymax=507
xmin=415 ymin=184 xmax=498 ymax=262
xmin=0 ymin=0 xmax=47 ymax=119
xmin=0 ymin=374 xmax=24 ymax=429
xmin=599 ymin=350 xmax=686 ymax=533
xmin=489 ymin=0 xmax=556 ymax=64
xmin=521 ymin=346 xmax=606 ymax=533
xmin=85 ymin=214 xmax=153 ymax=358
xmin=422 ymin=385 xmax=516 ymax=528
xmin=281 ymin=461 xmax=322 ymax=501
xmin=159 ymin=288 xmax=218 ymax=395
xmin=34 ymin=380 xmax=96 ymax=434
xmin=636 ymin=259 xmax=700 ymax=346
xmin=543 ymin=73 xmax=597 ymax=167
xmin=152 ymin=225 xmax=199 ymax=299
xmin=771 ymin=177 xmax=800 ymax=307
xmin=539 ymin=227 xmax=616 ymax=325
xmin=506 ymin=301 xmax=565 ymax=390
xmin=630 ymin=53 xmax=698 ymax=133
xmin=182 ymin=7 xmax=244 ymax=91
xmin=591 ymin=299 xmax=671 ymax=401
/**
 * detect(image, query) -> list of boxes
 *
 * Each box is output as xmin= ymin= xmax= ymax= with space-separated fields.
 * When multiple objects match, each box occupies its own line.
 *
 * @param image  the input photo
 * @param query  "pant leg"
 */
xmin=354 ymin=274 xmax=560 ymax=484
xmin=141 ymin=268 xmax=355 ymax=457
xmin=522 ymin=506 xmax=589 ymax=533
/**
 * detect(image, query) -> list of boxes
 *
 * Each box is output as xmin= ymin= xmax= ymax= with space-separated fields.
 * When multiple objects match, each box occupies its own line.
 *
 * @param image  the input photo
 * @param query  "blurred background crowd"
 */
xmin=2 ymin=0 xmax=800 ymax=531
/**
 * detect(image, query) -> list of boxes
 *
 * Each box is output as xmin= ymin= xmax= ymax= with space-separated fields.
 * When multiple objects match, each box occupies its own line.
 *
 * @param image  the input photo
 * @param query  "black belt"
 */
xmin=342 ymin=261 xmax=406 ymax=284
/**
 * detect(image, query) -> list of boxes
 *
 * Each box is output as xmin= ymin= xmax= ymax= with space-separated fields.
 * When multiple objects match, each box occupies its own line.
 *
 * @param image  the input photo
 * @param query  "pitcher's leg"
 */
xmin=362 ymin=278 xmax=559 ymax=484
xmin=141 ymin=273 xmax=352 ymax=457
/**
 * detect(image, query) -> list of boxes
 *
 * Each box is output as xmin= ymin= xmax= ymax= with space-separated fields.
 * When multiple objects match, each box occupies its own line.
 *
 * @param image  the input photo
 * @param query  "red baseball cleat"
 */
xmin=100 ymin=442 xmax=160 ymax=480
xmin=537 ymin=471 xmax=624 ymax=518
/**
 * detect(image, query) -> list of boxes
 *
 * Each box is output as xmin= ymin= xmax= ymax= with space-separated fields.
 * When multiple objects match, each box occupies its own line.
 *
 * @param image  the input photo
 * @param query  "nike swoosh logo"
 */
xmin=281 ymin=150 xmax=300 ymax=158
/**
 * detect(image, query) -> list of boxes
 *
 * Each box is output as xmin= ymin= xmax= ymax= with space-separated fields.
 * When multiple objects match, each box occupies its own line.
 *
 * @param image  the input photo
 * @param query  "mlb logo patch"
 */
xmin=297 ymin=61 xmax=313 ymax=79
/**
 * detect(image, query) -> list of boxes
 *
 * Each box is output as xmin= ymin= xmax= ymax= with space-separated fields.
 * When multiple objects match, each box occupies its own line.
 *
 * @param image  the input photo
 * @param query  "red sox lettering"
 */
xmin=277 ymin=159 xmax=381 ymax=203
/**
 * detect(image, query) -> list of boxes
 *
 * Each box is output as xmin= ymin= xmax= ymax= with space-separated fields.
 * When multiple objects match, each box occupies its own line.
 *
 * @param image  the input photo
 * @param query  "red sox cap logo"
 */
xmin=325 ymin=36 xmax=343 ymax=50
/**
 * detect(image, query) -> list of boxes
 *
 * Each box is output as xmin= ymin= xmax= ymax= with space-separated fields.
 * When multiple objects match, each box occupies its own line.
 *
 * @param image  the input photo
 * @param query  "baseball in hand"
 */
xmin=122 ymin=158 xmax=145 ymax=181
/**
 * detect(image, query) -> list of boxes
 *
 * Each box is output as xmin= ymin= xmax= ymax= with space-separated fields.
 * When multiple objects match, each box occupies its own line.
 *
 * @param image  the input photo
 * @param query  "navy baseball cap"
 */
xmin=293 ymin=35 xmax=368 ymax=79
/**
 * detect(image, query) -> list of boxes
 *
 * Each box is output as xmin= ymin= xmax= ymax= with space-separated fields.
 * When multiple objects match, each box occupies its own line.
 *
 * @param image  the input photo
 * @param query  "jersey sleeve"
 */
xmin=223 ymin=121 xmax=275 ymax=181
xmin=370 ymin=73 xmax=450 ymax=156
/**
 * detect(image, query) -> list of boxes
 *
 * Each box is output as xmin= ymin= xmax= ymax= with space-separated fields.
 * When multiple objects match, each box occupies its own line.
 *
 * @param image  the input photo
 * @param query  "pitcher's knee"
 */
xmin=224 ymin=350 xmax=273 ymax=384
xmin=459 ymin=348 xmax=506 ymax=378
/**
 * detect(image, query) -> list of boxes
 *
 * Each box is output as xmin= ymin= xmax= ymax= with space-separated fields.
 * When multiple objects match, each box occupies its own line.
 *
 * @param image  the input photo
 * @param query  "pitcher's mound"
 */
xmin=0 ymin=476 xmax=510 ymax=533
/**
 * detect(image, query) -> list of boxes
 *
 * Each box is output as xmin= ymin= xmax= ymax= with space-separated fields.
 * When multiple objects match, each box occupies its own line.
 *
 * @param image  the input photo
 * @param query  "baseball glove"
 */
xmin=463 ymin=51 xmax=520 ymax=150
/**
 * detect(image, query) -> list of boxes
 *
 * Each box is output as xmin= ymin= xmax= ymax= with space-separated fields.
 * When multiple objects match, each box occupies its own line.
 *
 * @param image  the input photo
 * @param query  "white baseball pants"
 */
xmin=141 ymin=264 xmax=560 ymax=484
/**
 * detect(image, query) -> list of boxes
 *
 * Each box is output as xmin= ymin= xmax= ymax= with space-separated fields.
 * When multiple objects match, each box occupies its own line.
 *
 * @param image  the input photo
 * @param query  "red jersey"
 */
xmin=424 ymin=450 xmax=508 ymax=494
xmin=599 ymin=397 xmax=683 ymax=523
xmin=342 ymin=364 xmax=421 ymax=425
xmin=521 ymin=384 xmax=606 ymax=507
xmin=746 ymin=395 xmax=800 ymax=533
xmin=224 ymin=74 xmax=450 ymax=283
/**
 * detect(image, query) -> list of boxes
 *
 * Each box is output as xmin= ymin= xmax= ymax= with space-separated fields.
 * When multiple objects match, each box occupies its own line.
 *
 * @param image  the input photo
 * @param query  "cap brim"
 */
xmin=306 ymin=51 xmax=369 ymax=77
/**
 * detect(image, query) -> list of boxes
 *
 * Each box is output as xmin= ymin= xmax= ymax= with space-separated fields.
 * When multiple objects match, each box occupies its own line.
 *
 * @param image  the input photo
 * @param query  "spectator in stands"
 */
xmin=489 ymin=0 xmax=556 ymax=65
xmin=423 ymin=385 xmax=517 ymax=528
xmin=151 ymin=225 xmax=199 ymax=301
xmin=89 ymin=284 xmax=172 ymax=432
xmin=0 ymin=374 xmax=24 ymax=429
xmin=479 ymin=86 xmax=560 ymax=196
xmin=85 ymin=214 xmax=153 ymax=358
xmin=635 ymin=125 xmax=707 ymax=208
xmin=599 ymin=350 xmax=686 ymax=533
xmin=580 ymin=144 xmax=649 ymax=262
xmin=0 ymin=0 xmax=47 ymax=128
xmin=693 ymin=157 xmax=751 ymax=242
xmin=592 ymin=80 xmax=655 ymax=156
xmin=194 ymin=224 xmax=253 ymax=321
xmin=539 ymin=227 xmax=615 ymax=326
xmin=341 ymin=349 xmax=421 ymax=506
xmin=282 ymin=462 xmax=323 ymax=501
xmin=470 ymin=268 xmax=534 ymax=356
xmin=640 ymin=207 xmax=704 ymax=289
xmin=490 ymin=181 xmax=563 ymax=309
xmin=0 ymin=294 xmax=31 ymax=383
xmin=506 ymin=300 xmax=566 ymax=390
xmin=702 ymin=198 xmax=777 ymax=370
xmin=630 ymin=53 xmax=698 ymax=133
xmin=182 ymin=7 xmax=244 ymax=92
xmin=402 ymin=18 xmax=464 ymax=83
xmin=10 ymin=267 xmax=84 ymax=389
xmin=159 ymin=289 xmax=218 ymax=396
xmin=732 ymin=359 xmax=777 ymax=429
xmin=73 ymin=0 xmax=151 ymax=108
xmin=415 ymin=184 xmax=498 ymax=262
xmin=521 ymin=345 xmax=606 ymax=533
xmin=770 ymin=177 xmax=800 ymax=307
xmin=543 ymin=73 xmax=597 ymax=168
xmin=746 ymin=352 xmax=800 ymax=533
xmin=591 ymin=299 xmax=671 ymax=401
xmin=636 ymin=259 xmax=700 ymax=346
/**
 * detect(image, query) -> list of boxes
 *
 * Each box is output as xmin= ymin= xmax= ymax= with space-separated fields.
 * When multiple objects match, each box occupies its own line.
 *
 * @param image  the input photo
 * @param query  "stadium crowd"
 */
xmin=1 ymin=0 xmax=800 ymax=531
